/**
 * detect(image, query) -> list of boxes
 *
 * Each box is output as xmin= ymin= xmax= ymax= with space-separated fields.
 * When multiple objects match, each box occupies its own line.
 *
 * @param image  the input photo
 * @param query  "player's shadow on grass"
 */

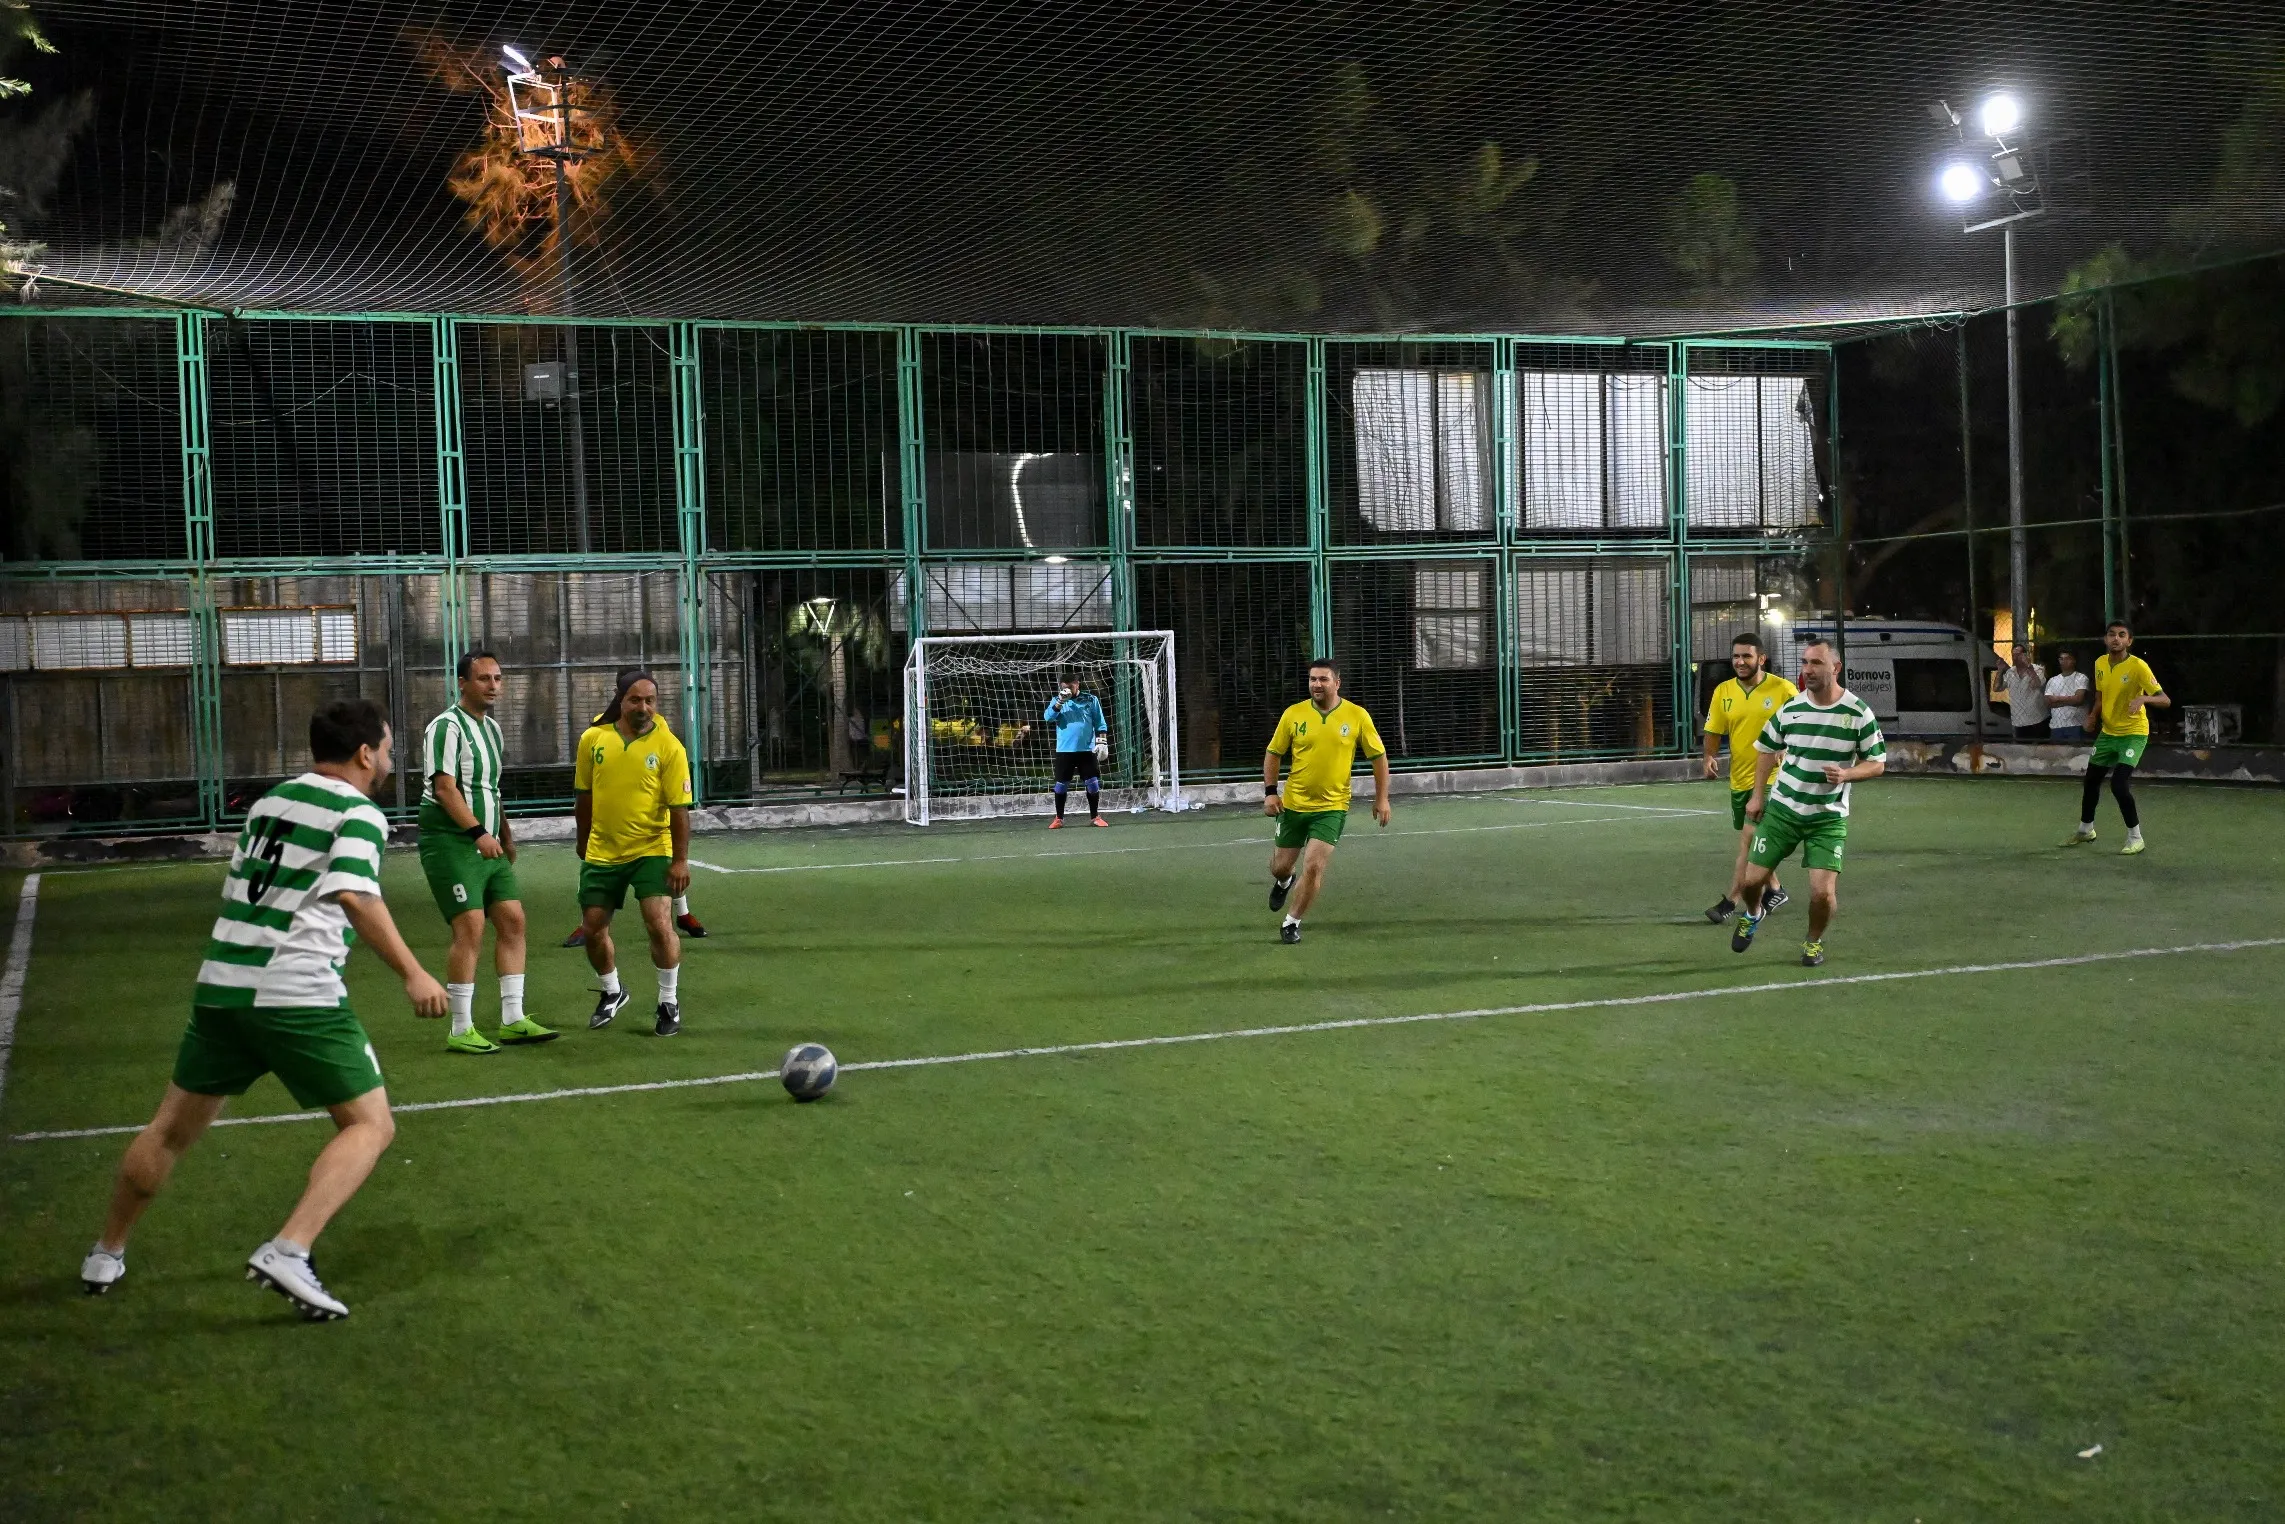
xmin=0 ymin=1271 xmax=300 ymax=1333
xmin=311 ymin=1216 xmax=490 ymax=1299
xmin=678 ymin=1092 xmax=848 ymax=1121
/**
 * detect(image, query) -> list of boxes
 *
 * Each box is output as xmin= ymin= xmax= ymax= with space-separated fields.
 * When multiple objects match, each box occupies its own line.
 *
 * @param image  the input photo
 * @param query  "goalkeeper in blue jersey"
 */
xmin=1043 ymin=675 xmax=1110 ymax=828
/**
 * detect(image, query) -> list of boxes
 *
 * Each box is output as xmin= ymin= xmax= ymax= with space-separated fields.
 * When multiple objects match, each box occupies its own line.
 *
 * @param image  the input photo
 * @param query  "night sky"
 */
xmin=9 ymin=0 xmax=2282 ymax=330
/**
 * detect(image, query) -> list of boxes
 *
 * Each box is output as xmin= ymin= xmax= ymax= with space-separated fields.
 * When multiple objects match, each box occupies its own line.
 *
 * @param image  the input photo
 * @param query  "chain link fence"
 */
xmin=1837 ymin=255 xmax=2285 ymax=750
xmin=1 ymin=311 xmax=1857 ymax=834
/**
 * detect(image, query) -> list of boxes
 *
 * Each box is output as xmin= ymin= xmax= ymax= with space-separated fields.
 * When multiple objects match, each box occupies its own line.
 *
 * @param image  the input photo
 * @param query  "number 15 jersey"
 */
xmin=196 ymin=773 xmax=391 ymax=1009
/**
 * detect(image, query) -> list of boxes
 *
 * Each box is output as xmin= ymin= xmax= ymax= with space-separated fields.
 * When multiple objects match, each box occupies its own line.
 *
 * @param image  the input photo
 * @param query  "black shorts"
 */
xmin=1053 ymin=750 xmax=1101 ymax=784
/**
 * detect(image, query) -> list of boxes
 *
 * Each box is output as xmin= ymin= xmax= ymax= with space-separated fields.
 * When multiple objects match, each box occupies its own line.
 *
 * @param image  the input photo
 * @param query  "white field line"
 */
xmin=16 ymin=859 xmax=222 ymax=878
xmin=0 ymin=874 xmax=40 ymax=1114
xmin=690 ymin=808 xmax=1706 ymax=876
xmin=1492 ymin=795 xmax=1719 ymax=814
xmin=12 ymin=936 xmax=2280 ymax=1144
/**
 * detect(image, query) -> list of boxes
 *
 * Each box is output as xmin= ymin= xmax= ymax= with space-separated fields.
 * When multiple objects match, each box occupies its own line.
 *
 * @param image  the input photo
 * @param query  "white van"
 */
xmin=1775 ymin=619 xmax=2009 ymax=738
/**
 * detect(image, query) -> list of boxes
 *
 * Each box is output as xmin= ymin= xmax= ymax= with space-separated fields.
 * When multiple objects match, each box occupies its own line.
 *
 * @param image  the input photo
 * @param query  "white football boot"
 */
xmin=246 ymin=1240 xmax=349 ymax=1321
xmin=80 ymin=1246 xmax=126 ymax=1295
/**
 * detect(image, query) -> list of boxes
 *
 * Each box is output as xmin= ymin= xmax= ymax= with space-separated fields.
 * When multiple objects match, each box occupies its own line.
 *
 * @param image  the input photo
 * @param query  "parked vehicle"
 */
xmin=1773 ymin=619 xmax=2009 ymax=737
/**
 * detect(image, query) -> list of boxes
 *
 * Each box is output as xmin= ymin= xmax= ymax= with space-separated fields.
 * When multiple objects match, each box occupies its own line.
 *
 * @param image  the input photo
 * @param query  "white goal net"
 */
xmin=903 ymin=631 xmax=1189 ymax=824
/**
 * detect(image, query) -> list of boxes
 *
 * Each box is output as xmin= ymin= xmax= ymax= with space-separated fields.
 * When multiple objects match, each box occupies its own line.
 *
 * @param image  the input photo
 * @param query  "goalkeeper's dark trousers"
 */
xmin=2081 ymin=761 xmax=2139 ymax=829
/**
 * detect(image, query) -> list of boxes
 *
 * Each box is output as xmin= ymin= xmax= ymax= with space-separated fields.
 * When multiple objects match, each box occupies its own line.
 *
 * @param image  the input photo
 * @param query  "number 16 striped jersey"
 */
xmin=195 ymin=773 xmax=391 ymax=1010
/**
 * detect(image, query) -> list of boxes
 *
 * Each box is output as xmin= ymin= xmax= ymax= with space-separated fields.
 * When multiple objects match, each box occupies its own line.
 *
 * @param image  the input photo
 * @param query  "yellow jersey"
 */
xmin=2093 ymin=654 xmax=2163 ymax=736
xmin=1268 ymin=699 xmax=1385 ymax=813
xmin=1704 ymin=673 xmax=1799 ymax=790
xmin=574 ymin=718 xmax=693 ymax=864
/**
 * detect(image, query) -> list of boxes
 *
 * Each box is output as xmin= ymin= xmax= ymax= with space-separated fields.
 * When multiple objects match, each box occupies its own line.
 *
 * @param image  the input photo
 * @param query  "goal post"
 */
xmin=903 ymin=631 xmax=1190 ymax=825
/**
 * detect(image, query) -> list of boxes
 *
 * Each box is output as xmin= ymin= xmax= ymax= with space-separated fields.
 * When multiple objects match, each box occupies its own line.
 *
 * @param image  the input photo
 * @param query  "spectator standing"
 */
xmin=2044 ymin=649 xmax=2092 ymax=742
xmin=1994 ymin=644 xmax=2050 ymax=739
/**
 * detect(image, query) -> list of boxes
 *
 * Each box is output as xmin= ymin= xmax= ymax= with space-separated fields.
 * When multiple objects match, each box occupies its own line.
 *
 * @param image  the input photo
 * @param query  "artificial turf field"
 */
xmin=3 ymin=775 xmax=2283 ymax=1521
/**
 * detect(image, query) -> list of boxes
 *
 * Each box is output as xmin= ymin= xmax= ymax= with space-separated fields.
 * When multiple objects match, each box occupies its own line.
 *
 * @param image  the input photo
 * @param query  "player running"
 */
xmin=562 ymin=667 xmax=707 ymax=946
xmin=1043 ymin=674 xmax=1110 ymax=828
xmin=1264 ymin=657 xmax=1391 ymax=943
xmin=2064 ymin=620 xmax=2169 ymax=855
xmin=1700 ymin=631 xmax=1797 ymax=924
xmin=419 ymin=650 xmax=554 ymax=1054
xmin=575 ymin=669 xmax=693 ymax=1036
xmin=1730 ymin=638 xmax=1887 ymax=967
xmin=78 ymin=698 xmax=448 ymax=1320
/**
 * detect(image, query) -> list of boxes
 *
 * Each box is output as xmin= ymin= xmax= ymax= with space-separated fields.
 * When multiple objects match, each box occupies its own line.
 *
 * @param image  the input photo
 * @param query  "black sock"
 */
xmin=1085 ymin=784 xmax=1101 ymax=815
xmin=1053 ymin=785 xmax=1067 ymax=818
xmin=2081 ymin=764 xmax=2108 ymax=824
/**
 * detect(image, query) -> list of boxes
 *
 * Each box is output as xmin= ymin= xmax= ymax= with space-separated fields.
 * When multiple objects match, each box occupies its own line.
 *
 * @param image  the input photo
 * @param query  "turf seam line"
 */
xmin=0 ymin=873 xmax=39 ymax=1115
xmin=689 ymin=811 xmax=1702 ymax=875
xmin=12 ymin=935 xmax=2280 ymax=1143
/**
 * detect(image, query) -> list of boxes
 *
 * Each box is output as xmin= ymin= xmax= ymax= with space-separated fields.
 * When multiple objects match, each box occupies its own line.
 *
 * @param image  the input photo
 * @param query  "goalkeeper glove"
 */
xmin=1093 ymin=735 xmax=1109 ymax=761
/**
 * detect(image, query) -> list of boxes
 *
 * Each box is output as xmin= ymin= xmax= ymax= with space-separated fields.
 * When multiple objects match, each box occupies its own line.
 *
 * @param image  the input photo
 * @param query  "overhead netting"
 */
xmin=6 ymin=1 xmax=2283 ymax=333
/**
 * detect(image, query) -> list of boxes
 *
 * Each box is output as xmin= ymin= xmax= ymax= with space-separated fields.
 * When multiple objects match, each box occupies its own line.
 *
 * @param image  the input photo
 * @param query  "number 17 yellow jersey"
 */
xmin=1705 ymin=673 xmax=1798 ymax=791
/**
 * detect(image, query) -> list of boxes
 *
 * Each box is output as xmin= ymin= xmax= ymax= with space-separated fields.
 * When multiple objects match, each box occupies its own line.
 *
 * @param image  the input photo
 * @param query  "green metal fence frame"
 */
xmin=1 ymin=307 xmax=1834 ymax=831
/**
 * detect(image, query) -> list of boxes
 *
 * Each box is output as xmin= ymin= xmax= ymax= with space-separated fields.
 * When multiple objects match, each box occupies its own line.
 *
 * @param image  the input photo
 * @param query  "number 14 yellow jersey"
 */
xmin=1268 ymin=699 xmax=1386 ymax=813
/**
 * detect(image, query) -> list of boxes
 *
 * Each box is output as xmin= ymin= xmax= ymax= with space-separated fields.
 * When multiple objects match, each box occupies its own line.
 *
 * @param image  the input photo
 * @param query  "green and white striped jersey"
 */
xmin=1753 ymin=690 xmax=1887 ymax=818
xmin=421 ymin=705 xmax=505 ymax=835
xmin=196 ymin=773 xmax=389 ymax=1008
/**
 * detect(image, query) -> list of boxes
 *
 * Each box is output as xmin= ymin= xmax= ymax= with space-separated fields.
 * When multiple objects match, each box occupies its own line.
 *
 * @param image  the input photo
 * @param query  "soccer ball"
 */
xmin=780 ymin=1042 xmax=837 ymax=1102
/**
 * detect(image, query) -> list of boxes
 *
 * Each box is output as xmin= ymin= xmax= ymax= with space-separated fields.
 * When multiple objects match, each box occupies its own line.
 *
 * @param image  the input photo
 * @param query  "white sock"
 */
xmin=1282 ymin=914 xmax=1300 ymax=928
xmin=673 ymin=894 xmax=690 ymax=916
xmin=2079 ymin=819 xmax=2096 ymax=833
xmin=598 ymin=967 xmax=622 ymax=995
xmin=2127 ymin=825 xmax=2143 ymax=843
xmin=1275 ymin=874 xmax=1294 ymax=887
xmin=446 ymin=982 xmax=475 ymax=1036
xmin=656 ymin=963 xmax=680 ymax=1003
xmin=274 ymin=1237 xmax=309 ymax=1260
xmin=499 ymin=973 xmax=525 ymax=1025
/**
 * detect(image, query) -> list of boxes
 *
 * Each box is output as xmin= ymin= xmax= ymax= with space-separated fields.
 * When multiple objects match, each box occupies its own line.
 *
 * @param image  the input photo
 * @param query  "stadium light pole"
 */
xmin=506 ymin=49 xmax=597 ymax=553
xmin=1933 ymin=91 xmax=2042 ymax=656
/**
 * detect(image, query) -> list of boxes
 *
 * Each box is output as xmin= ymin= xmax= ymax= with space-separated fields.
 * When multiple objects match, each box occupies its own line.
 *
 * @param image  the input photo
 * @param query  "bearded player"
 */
xmin=1263 ymin=658 xmax=1391 ymax=943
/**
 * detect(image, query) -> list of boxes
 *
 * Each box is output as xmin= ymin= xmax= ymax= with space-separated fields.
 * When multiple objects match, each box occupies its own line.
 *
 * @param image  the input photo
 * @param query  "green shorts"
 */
xmin=1730 ymin=788 xmax=1755 ymax=831
xmin=2089 ymin=733 xmax=2147 ymax=768
xmin=579 ymin=855 xmax=673 ymax=911
xmin=1747 ymin=803 xmax=1849 ymax=874
xmin=1274 ymin=808 xmax=1348 ymax=851
xmin=173 ymin=1003 xmax=384 ymax=1109
xmin=418 ymin=818 xmax=522 ymax=922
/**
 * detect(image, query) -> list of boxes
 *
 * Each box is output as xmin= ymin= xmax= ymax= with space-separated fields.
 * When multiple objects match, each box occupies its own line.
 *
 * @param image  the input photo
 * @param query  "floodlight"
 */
xmin=1044 ymin=554 xmax=1070 ymax=564
xmin=502 ymin=45 xmax=532 ymax=72
xmin=1938 ymin=162 xmax=1986 ymax=203
xmin=1978 ymin=92 xmax=2022 ymax=137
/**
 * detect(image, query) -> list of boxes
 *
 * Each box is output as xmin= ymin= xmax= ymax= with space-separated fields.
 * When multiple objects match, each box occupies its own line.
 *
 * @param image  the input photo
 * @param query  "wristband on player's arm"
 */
xmin=464 ymin=824 xmax=487 ymax=842
xmin=1264 ymin=785 xmax=1280 ymax=797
